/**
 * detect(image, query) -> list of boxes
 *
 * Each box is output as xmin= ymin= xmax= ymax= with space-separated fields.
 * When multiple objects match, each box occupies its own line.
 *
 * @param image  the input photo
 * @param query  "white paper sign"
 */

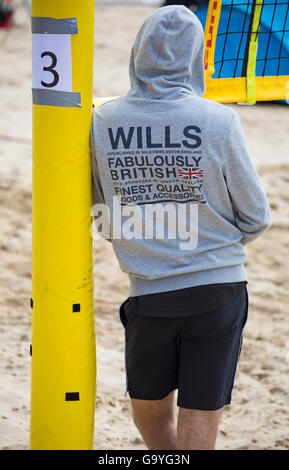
xmin=32 ymin=34 xmax=73 ymax=92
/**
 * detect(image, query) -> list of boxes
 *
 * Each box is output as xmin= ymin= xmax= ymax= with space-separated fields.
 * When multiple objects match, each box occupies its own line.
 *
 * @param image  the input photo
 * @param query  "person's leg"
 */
xmin=130 ymin=390 xmax=178 ymax=450
xmin=177 ymin=407 xmax=223 ymax=450
xmin=121 ymin=305 xmax=181 ymax=449
xmin=176 ymin=288 xmax=249 ymax=450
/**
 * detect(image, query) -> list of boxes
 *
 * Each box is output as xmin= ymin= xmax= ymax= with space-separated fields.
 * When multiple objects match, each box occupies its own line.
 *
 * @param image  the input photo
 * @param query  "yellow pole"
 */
xmin=30 ymin=0 xmax=96 ymax=449
xmin=203 ymin=0 xmax=222 ymax=80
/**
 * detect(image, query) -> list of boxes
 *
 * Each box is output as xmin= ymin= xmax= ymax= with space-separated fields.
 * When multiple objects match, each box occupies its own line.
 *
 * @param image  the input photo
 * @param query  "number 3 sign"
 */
xmin=32 ymin=17 xmax=81 ymax=107
xmin=33 ymin=34 xmax=72 ymax=91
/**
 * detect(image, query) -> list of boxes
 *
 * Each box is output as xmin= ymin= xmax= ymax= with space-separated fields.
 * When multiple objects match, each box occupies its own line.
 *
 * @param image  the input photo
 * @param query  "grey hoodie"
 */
xmin=90 ymin=5 xmax=271 ymax=296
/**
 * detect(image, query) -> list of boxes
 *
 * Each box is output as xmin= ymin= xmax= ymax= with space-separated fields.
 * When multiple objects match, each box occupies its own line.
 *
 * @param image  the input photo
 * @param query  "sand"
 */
xmin=0 ymin=3 xmax=288 ymax=450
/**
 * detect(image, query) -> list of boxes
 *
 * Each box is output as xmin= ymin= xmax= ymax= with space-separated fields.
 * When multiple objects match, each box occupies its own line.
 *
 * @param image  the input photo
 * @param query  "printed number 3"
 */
xmin=41 ymin=51 xmax=59 ymax=88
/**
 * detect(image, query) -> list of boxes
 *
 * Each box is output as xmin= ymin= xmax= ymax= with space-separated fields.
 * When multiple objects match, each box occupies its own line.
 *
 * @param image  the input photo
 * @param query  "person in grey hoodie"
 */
xmin=90 ymin=6 xmax=270 ymax=450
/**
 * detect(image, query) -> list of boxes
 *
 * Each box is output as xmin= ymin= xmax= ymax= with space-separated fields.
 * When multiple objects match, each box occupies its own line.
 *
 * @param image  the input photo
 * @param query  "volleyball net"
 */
xmin=200 ymin=0 xmax=289 ymax=103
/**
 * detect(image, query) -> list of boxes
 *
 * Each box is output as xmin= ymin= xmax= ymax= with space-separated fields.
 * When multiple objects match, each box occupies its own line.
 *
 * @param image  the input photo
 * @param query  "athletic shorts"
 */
xmin=119 ymin=285 xmax=249 ymax=410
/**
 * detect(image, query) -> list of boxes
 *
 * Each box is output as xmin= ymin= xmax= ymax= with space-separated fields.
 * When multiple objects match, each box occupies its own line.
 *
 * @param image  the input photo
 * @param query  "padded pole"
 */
xmin=204 ymin=0 xmax=222 ymax=80
xmin=30 ymin=0 xmax=96 ymax=450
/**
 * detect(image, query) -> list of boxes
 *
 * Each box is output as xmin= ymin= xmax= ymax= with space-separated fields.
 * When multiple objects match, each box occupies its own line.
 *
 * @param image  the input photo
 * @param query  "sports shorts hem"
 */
xmin=176 ymin=395 xmax=232 ymax=411
xmin=128 ymin=387 xmax=178 ymax=402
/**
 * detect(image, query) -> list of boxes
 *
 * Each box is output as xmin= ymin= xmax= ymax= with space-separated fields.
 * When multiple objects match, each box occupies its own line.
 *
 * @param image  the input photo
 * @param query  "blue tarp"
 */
xmin=195 ymin=0 xmax=289 ymax=79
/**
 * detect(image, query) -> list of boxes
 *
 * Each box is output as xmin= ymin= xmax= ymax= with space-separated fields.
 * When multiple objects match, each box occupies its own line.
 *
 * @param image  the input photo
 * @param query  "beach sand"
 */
xmin=0 ymin=4 xmax=288 ymax=450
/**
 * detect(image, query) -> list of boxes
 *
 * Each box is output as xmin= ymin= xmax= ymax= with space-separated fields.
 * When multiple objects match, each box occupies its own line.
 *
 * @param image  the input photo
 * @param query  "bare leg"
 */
xmin=130 ymin=390 xmax=178 ymax=450
xmin=177 ymin=407 xmax=223 ymax=450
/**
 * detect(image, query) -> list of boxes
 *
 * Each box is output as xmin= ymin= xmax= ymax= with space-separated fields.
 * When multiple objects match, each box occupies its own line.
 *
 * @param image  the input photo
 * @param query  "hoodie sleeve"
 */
xmin=90 ymin=125 xmax=105 ymax=206
xmin=90 ymin=125 xmax=111 ymax=242
xmin=223 ymin=112 xmax=271 ymax=245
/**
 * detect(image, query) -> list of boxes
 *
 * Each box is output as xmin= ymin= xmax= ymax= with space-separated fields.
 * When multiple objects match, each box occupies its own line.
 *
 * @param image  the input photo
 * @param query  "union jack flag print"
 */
xmin=178 ymin=168 xmax=203 ymax=180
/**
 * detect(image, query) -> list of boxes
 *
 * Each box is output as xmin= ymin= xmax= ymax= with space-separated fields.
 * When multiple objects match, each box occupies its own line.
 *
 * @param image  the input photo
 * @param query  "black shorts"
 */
xmin=119 ymin=286 xmax=249 ymax=410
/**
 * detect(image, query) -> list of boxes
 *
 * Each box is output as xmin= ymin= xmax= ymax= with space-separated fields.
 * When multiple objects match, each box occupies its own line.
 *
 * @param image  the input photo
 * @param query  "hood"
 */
xmin=127 ymin=5 xmax=205 ymax=101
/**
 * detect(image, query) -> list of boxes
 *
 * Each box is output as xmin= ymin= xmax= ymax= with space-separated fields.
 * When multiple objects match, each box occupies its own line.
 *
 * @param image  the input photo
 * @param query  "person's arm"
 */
xmin=222 ymin=112 xmax=271 ymax=245
xmin=90 ymin=125 xmax=106 ymax=206
xmin=90 ymin=125 xmax=111 ymax=242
